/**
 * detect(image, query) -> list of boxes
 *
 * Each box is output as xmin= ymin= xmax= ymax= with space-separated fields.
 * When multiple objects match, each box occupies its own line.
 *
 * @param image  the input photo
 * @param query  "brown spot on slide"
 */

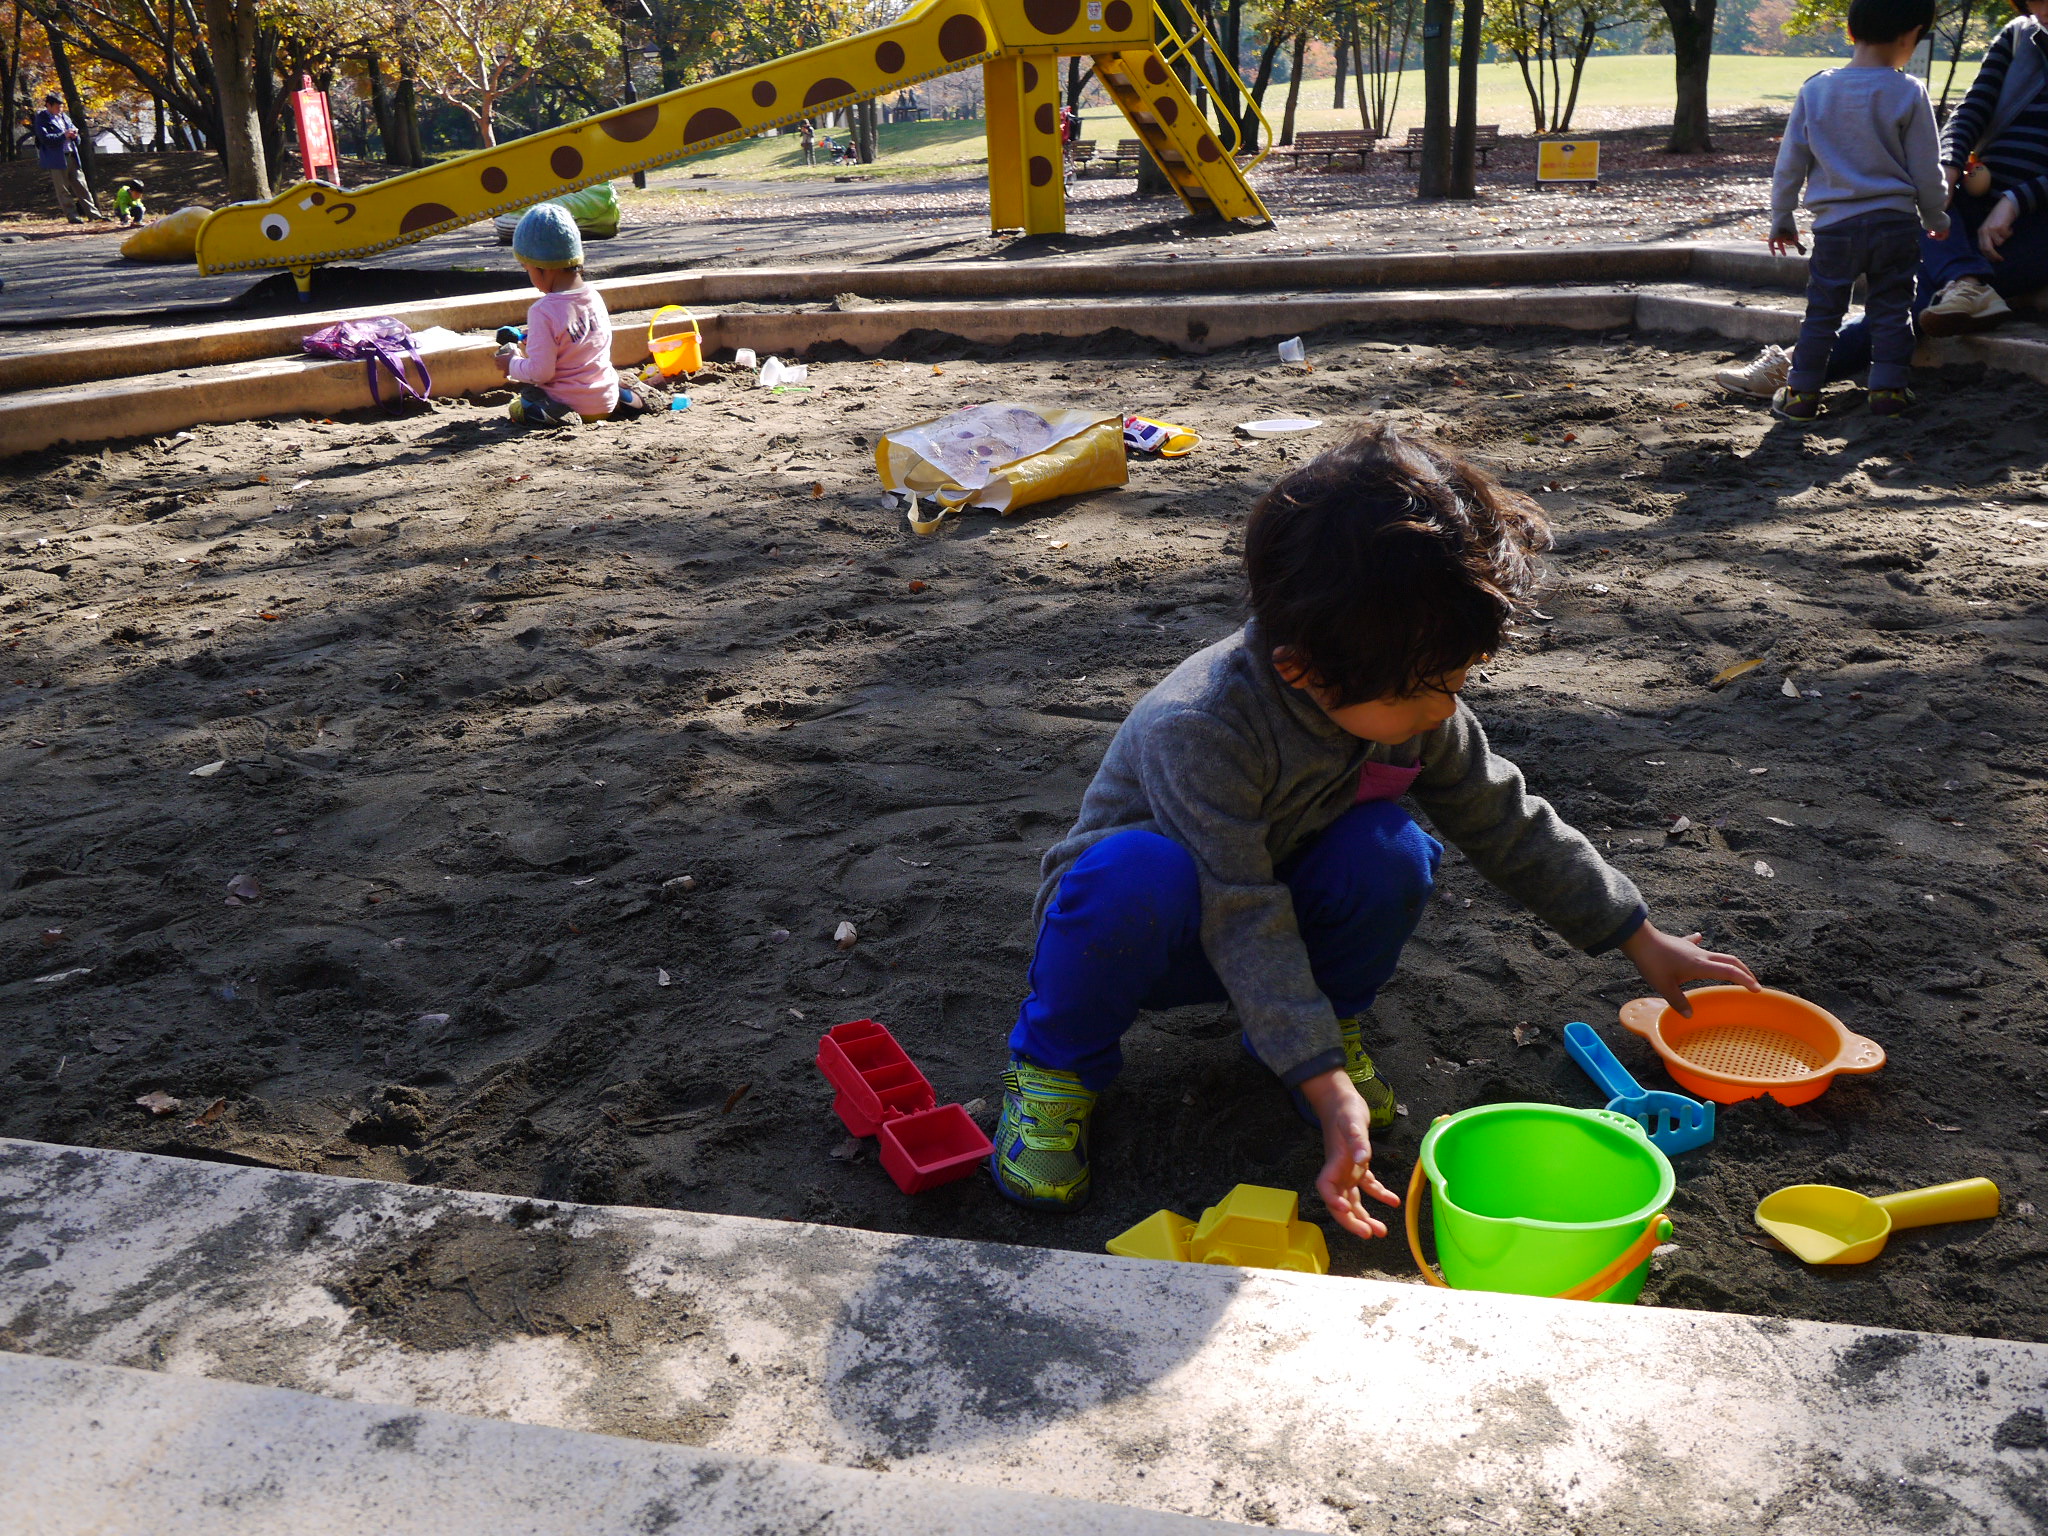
xmin=1197 ymin=135 xmax=1220 ymax=162
xmin=1034 ymin=102 xmax=1056 ymax=136
xmin=1104 ymin=0 xmax=1133 ymax=28
xmin=804 ymin=77 xmax=856 ymax=107
xmin=480 ymin=165 xmax=508 ymax=194
xmin=938 ymin=14 xmax=987 ymax=59
xmin=1023 ymin=61 xmax=1039 ymax=92
xmin=752 ymin=81 xmax=777 ymax=106
xmin=875 ymin=40 xmax=905 ymax=72
xmin=550 ymin=145 xmax=584 ymax=179
xmin=684 ymin=107 xmax=742 ymax=143
xmin=1029 ymin=155 xmax=1054 ymax=187
xmin=1143 ymin=57 xmax=1168 ymax=84
xmin=601 ymin=103 xmax=659 ymax=142
xmin=1023 ymin=0 xmax=1080 ymax=33
xmin=1153 ymin=96 xmax=1178 ymax=125
xmin=399 ymin=203 xmax=457 ymax=235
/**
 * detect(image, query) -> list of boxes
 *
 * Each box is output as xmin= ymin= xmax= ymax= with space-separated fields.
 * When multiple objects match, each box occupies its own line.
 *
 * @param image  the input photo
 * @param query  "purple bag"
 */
xmin=302 ymin=317 xmax=433 ymax=406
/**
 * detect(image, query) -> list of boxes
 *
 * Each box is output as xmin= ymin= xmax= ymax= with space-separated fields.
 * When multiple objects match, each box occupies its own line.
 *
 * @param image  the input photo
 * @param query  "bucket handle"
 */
xmin=1404 ymin=1157 xmax=1671 ymax=1303
xmin=648 ymin=304 xmax=700 ymax=347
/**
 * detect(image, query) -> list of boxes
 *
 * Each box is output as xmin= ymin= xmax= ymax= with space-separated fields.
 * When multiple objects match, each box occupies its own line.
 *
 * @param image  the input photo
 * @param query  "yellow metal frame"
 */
xmin=194 ymin=0 xmax=1272 ymax=287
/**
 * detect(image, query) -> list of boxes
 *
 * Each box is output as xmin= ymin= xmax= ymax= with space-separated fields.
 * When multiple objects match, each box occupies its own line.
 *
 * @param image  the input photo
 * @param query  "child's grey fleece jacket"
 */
xmin=1770 ymin=65 xmax=1951 ymax=239
xmin=1033 ymin=623 xmax=1647 ymax=1088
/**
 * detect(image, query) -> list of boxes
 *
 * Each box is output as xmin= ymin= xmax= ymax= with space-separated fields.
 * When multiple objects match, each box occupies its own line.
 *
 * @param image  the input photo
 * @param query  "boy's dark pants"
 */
xmin=1008 ymin=802 xmax=1441 ymax=1090
xmin=1788 ymin=210 xmax=1921 ymax=394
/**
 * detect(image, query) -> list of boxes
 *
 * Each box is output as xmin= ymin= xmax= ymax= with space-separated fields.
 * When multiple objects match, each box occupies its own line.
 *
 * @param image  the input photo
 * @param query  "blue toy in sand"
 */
xmin=1562 ymin=1021 xmax=1715 ymax=1155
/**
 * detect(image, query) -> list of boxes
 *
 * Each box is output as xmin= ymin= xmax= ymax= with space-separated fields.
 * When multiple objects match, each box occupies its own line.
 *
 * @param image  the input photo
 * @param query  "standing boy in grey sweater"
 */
xmin=990 ymin=427 xmax=1758 ymax=1242
xmin=1768 ymin=0 xmax=1951 ymax=420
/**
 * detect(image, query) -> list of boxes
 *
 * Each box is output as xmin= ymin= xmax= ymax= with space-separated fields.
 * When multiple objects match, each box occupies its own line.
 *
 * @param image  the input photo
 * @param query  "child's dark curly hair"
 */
xmin=1244 ymin=423 xmax=1551 ymax=706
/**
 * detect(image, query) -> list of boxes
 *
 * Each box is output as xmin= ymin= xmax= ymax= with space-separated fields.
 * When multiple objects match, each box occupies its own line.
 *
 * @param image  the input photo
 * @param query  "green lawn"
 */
xmin=635 ymin=54 xmax=1976 ymax=185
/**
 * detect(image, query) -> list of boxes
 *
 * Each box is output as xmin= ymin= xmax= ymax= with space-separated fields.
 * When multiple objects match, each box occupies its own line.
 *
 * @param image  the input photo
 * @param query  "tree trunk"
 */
xmin=855 ymin=98 xmax=879 ymax=162
xmin=1417 ymin=0 xmax=1453 ymax=197
xmin=254 ymin=27 xmax=284 ymax=175
xmin=1279 ymin=31 xmax=1306 ymax=145
xmin=365 ymin=52 xmax=398 ymax=164
xmin=619 ymin=28 xmax=646 ymax=188
xmin=395 ymin=74 xmax=426 ymax=166
xmin=1450 ymin=0 xmax=1482 ymax=198
xmin=1332 ymin=32 xmax=1347 ymax=110
xmin=1239 ymin=31 xmax=1282 ymax=152
xmin=200 ymin=0 xmax=268 ymax=198
xmin=1 ymin=5 xmax=20 ymax=161
xmin=1660 ymin=0 xmax=1715 ymax=153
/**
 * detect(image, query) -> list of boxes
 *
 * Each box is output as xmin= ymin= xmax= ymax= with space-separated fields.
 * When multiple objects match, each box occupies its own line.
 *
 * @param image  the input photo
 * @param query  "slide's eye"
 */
xmin=260 ymin=213 xmax=290 ymax=242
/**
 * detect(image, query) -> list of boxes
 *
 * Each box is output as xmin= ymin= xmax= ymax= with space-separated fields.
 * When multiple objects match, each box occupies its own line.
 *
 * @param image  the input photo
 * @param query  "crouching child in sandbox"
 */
xmin=989 ymin=424 xmax=1760 ymax=1240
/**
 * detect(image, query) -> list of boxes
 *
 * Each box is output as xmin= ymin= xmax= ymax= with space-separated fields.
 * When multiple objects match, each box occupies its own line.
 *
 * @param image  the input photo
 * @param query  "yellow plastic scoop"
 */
xmin=1754 ymin=1177 xmax=2000 ymax=1265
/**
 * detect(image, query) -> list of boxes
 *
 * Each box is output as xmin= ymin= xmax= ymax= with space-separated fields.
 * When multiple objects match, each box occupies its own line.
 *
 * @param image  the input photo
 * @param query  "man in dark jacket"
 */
xmin=32 ymin=93 xmax=104 ymax=223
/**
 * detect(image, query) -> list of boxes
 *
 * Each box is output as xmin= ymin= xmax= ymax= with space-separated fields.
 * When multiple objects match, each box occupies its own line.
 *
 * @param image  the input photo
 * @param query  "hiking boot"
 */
xmin=990 ymin=1058 xmax=1097 ymax=1210
xmin=1771 ymin=386 xmax=1821 ymax=422
xmin=1253 ymin=1017 xmax=1399 ymax=1131
xmin=1869 ymin=386 xmax=1919 ymax=417
xmin=1918 ymin=277 xmax=2011 ymax=337
xmin=1712 ymin=344 xmax=1790 ymax=399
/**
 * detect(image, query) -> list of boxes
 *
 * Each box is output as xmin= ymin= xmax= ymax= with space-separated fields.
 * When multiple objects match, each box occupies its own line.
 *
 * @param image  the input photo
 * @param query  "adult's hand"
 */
xmin=1979 ymin=195 xmax=2019 ymax=262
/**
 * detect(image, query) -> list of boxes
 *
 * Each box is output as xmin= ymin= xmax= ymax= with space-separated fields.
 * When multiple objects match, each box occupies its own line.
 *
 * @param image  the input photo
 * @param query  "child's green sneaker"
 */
xmin=1770 ymin=386 xmax=1821 ymax=423
xmin=990 ymin=1057 xmax=1097 ymax=1210
xmin=1869 ymin=387 xmax=1919 ymax=418
xmin=1249 ymin=1017 xmax=1399 ymax=1131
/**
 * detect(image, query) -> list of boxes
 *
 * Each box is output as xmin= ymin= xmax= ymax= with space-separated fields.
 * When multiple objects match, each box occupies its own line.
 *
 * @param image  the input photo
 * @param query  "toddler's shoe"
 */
xmin=1770 ymin=386 xmax=1820 ymax=423
xmin=1917 ymin=277 xmax=2010 ymax=337
xmin=1711 ymin=344 xmax=1790 ymax=400
xmin=1868 ymin=387 xmax=1919 ymax=417
xmin=990 ymin=1057 xmax=1096 ymax=1210
xmin=1249 ymin=1017 xmax=1398 ymax=1130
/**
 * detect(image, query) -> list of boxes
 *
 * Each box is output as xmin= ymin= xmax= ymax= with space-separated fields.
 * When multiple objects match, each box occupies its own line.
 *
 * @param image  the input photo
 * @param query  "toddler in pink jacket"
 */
xmin=493 ymin=202 xmax=621 ymax=425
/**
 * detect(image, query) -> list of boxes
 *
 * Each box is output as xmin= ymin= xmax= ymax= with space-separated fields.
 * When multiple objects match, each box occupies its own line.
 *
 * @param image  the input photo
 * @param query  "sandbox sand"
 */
xmin=1 ymin=322 xmax=2043 ymax=1342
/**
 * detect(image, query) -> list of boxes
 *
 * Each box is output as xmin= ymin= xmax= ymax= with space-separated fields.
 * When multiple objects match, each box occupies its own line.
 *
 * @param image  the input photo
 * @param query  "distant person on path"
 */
xmin=800 ymin=118 xmax=817 ymax=166
xmin=32 ymin=94 xmax=104 ymax=224
xmin=1764 ymin=0 xmax=1950 ymax=422
xmin=1717 ymin=0 xmax=2048 ymax=404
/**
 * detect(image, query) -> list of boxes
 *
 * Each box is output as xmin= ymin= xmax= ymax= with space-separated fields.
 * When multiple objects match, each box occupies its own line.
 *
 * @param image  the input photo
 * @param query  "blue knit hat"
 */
xmin=513 ymin=202 xmax=583 ymax=269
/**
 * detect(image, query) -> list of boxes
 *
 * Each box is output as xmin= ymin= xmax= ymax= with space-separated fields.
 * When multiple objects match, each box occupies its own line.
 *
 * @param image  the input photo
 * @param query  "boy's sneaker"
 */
xmin=1712 ymin=344 xmax=1791 ymax=399
xmin=1918 ymin=277 xmax=2010 ymax=337
xmin=990 ymin=1058 xmax=1097 ymax=1210
xmin=1869 ymin=386 xmax=1919 ymax=417
xmin=1771 ymin=386 xmax=1821 ymax=422
xmin=1252 ymin=1017 xmax=1398 ymax=1131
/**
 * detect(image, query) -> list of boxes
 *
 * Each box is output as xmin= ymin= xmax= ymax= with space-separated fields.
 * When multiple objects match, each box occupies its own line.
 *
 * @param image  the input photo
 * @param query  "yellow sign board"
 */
xmin=1537 ymin=139 xmax=1600 ymax=184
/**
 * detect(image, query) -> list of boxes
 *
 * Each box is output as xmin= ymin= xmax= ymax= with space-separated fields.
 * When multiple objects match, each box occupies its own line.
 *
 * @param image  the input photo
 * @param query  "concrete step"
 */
xmin=2 ymin=1137 xmax=2044 ymax=1534
xmin=3 ymin=1349 xmax=1253 ymax=1535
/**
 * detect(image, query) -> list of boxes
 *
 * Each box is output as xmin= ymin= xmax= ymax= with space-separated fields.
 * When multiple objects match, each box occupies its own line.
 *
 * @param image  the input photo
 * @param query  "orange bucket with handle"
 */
xmin=648 ymin=305 xmax=702 ymax=377
xmin=1619 ymin=986 xmax=1883 ymax=1107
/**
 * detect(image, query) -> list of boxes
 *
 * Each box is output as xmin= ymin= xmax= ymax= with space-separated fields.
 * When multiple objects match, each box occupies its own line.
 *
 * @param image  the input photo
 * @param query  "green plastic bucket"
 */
xmin=1410 ymin=1103 xmax=1674 ymax=1304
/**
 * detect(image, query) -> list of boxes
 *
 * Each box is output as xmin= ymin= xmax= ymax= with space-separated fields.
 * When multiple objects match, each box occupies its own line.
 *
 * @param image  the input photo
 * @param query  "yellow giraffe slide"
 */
xmin=195 ymin=0 xmax=1270 ymax=287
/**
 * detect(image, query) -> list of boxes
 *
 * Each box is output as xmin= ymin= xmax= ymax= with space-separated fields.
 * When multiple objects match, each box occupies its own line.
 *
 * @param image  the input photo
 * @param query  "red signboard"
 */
xmin=293 ymin=74 xmax=338 ymax=185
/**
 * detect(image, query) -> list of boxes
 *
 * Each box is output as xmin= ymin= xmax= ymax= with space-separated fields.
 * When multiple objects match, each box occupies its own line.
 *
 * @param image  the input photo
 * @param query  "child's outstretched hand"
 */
xmin=1620 ymin=920 xmax=1759 ymax=1017
xmin=1299 ymin=1070 xmax=1401 ymax=1240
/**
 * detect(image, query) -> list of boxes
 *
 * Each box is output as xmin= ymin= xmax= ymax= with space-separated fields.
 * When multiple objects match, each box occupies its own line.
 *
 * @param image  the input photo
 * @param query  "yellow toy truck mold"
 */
xmin=1106 ymin=1184 xmax=1330 ymax=1274
xmin=194 ymin=0 xmax=1271 ymax=292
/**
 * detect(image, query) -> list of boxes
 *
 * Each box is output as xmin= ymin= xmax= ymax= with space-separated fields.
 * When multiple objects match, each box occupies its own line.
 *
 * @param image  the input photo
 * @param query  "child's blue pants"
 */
xmin=1008 ymin=801 xmax=1442 ymax=1090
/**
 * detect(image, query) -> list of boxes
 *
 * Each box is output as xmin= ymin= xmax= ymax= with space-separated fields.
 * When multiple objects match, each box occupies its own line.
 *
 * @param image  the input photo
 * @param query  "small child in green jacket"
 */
xmin=112 ymin=180 xmax=146 ymax=227
xmin=991 ymin=424 xmax=1759 ymax=1239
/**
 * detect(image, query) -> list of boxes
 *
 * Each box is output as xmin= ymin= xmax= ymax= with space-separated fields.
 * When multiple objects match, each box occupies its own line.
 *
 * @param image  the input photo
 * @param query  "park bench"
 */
xmin=1272 ymin=128 xmax=1379 ymax=171
xmin=1068 ymin=138 xmax=1097 ymax=170
xmin=1392 ymin=123 xmax=1500 ymax=168
xmin=1106 ymin=137 xmax=1147 ymax=171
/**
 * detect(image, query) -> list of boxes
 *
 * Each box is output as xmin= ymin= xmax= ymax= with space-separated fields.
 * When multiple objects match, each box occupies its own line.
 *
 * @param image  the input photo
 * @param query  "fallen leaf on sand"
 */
xmin=721 ymin=1084 xmax=752 ymax=1114
xmin=1048 ymin=540 xmax=1070 ymax=551
xmin=897 ymin=857 xmax=931 ymax=868
xmin=657 ymin=968 xmax=673 ymax=987
xmin=961 ymin=1097 xmax=988 ymax=1119
xmin=40 ymin=928 xmax=63 ymax=945
xmin=1767 ymin=816 xmax=1795 ymax=827
xmin=662 ymin=875 xmax=697 ymax=890
xmin=135 ymin=1090 xmax=182 ymax=1115
xmin=1513 ymin=1024 xmax=1545 ymax=1047
xmin=1749 ymin=766 xmax=1770 ymax=776
xmin=907 ymin=580 xmax=928 ymax=593
xmin=1427 ymin=1056 xmax=1462 ymax=1073
xmin=225 ymin=873 xmax=263 ymax=902
xmin=190 ymin=760 xmax=227 ymax=778
xmin=1668 ymin=815 xmax=1692 ymax=834
xmin=834 ymin=920 xmax=858 ymax=950
xmin=811 ymin=483 xmax=825 ymax=498
xmin=189 ymin=1096 xmax=228 ymax=1126
xmin=1708 ymin=658 xmax=1764 ymax=691
xmin=1754 ymin=860 xmax=1776 ymax=878
xmin=34 ymin=966 xmax=93 ymax=985
xmin=831 ymin=1136 xmax=865 ymax=1160
xmin=1780 ymin=677 xmax=1799 ymax=698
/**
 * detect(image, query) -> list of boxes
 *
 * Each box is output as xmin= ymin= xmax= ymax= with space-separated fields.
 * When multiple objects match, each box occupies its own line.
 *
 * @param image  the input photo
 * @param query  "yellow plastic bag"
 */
xmin=878 ymin=403 xmax=1127 ymax=535
xmin=120 ymin=204 xmax=210 ymax=263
